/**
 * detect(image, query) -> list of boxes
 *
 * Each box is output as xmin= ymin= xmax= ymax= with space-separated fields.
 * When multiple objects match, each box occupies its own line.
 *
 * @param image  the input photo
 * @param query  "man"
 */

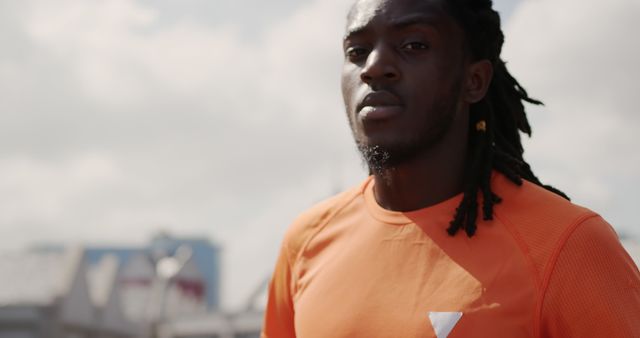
xmin=262 ymin=0 xmax=640 ymax=337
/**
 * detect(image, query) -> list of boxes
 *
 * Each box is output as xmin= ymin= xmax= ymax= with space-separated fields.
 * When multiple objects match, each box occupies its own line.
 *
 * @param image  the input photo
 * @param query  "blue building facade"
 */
xmin=83 ymin=234 xmax=222 ymax=310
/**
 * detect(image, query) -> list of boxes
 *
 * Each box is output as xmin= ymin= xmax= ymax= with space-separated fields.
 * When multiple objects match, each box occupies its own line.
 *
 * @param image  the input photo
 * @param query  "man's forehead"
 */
xmin=346 ymin=0 xmax=446 ymax=33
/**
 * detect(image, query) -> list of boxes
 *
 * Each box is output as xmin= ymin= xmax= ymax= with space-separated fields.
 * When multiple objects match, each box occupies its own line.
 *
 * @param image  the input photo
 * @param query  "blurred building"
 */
xmin=84 ymin=233 xmax=222 ymax=311
xmin=0 ymin=247 xmax=139 ymax=338
xmin=1 ymin=234 xmax=262 ymax=338
xmin=156 ymin=275 xmax=267 ymax=338
xmin=114 ymin=244 xmax=208 ymax=324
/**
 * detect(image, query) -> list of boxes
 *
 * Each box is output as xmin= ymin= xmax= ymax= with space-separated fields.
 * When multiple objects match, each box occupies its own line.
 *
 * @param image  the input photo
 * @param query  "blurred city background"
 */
xmin=0 ymin=0 xmax=638 ymax=337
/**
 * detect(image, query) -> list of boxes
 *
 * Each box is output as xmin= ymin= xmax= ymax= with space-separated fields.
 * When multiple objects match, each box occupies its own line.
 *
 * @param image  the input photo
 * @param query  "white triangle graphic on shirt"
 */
xmin=428 ymin=312 xmax=463 ymax=338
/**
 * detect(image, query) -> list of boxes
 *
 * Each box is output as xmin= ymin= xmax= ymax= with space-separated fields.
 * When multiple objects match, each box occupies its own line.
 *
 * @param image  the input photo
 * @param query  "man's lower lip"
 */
xmin=358 ymin=106 xmax=403 ymax=121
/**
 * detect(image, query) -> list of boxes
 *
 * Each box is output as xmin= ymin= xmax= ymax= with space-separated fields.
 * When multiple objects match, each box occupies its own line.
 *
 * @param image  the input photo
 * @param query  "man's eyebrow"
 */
xmin=389 ymin=14 xmax=439 ymax=29
xmin=344 ymin=14 xmax=440 ymax=41
xmin=344 ymin=24 xmax=369 ymax=41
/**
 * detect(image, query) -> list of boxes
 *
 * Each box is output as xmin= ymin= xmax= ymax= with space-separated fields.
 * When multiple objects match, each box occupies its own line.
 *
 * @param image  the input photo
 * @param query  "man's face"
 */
xmin=341 ymin=0 xmax=469 ymax=170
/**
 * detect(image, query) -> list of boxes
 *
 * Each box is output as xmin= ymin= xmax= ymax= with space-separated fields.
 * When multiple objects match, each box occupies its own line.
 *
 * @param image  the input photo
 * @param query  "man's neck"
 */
xmin=372 ymin=126 xmax=468 ymax=212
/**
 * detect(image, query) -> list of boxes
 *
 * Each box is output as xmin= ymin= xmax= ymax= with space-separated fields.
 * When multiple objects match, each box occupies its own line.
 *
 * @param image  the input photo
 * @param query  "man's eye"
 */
xmin=402 ymin=42 xmax=429 ymax=51
xmin=346 ymin=47 xmax=369 ymax=59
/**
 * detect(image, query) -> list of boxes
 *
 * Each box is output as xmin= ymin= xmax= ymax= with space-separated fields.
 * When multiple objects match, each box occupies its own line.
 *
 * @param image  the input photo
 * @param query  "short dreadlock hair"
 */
xmin=443 ymin=0 xmax=569 ymax=237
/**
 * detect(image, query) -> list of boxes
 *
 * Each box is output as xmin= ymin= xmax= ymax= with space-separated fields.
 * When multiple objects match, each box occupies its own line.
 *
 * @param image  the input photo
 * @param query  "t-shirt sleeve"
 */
xmin=261 ymin=238 xmax=297 ymax=338
xmin=540 ymin=215 xmax=640 ymax=337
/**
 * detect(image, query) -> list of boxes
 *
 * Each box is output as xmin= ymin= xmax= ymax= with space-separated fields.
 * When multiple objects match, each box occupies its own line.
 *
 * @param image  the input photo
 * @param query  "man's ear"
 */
xmin=464 ymin=60 xmax=493 ymax=103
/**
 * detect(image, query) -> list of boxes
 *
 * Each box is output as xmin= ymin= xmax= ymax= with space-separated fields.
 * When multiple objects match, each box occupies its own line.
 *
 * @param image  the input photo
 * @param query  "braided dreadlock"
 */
xmin=443 ymin=0 xmax=569 ymax=237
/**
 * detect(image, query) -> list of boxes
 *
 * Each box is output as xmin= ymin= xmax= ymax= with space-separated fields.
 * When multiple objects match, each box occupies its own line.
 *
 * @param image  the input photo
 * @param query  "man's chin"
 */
xmin=356 ymin=142 xmax=421 ymax=175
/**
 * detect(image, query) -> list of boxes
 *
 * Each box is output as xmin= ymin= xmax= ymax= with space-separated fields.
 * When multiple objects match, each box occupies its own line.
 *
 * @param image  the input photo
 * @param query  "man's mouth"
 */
xmin=357 ymin=91 xmax=404 ymax=121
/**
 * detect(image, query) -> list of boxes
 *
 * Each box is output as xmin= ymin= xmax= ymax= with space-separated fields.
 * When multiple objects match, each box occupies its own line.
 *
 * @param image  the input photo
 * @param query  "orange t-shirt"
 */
xmin=262 ymin=174 xmax=640 ymax=338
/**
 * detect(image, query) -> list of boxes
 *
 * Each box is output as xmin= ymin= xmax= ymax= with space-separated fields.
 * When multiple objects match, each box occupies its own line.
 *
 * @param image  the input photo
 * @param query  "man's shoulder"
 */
xmin=492 ymin=174 xmax=610 ymax=280
xmin=280 ymin=177 xmax=369 ymax=259
xmin=494 ymin=174 xmax=596 ymax=231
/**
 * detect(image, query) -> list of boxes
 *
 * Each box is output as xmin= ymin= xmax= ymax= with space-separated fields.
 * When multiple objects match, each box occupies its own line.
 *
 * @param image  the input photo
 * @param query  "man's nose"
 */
xmin=360 ymin=46 xmax=400 ymax=85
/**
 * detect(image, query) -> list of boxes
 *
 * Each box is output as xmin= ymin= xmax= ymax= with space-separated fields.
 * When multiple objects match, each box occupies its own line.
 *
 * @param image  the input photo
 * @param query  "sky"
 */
xmin=0 ymin=0 xmax=638 ymax=309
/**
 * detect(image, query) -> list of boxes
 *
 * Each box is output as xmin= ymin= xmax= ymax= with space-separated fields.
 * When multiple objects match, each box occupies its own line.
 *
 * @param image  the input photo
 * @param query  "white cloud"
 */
xmin=0 ymin=153 xmax=122 ymax=246
xmin=503 ymin=0 xmax=640 ymax=232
